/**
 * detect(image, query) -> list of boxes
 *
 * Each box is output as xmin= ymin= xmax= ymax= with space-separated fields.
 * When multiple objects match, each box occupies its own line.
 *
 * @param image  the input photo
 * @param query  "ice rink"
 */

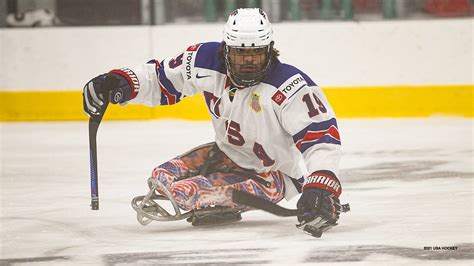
xmin=1 ymin=118 xmax=472 ymax=265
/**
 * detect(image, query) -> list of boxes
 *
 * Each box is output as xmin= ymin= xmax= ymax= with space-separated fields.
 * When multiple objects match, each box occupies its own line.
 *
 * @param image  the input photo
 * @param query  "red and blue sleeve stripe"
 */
xmin=293 ymin=118 xmax=341 ymax=153
xmin=154 ymin=60 xmax=183 ymax=105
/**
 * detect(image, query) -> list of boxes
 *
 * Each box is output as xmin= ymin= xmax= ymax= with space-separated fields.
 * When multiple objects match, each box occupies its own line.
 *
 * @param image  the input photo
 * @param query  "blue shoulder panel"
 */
xmin=262 ymin=61 xmax=317 ymax=88
xmin=194 ymin=42 xmax=226 ymax=75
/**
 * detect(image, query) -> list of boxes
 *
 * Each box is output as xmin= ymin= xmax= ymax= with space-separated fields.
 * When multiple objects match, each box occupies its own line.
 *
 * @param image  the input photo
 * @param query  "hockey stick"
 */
xmin=233 ymin=189 xmax=351 ymax=238
xmin=232 ymin=190 xmax=302 ymax=217
xmin=89 ymin=101 xmax=108 ymax=210
xmin=232 ymin=189 xmax=351 ymax=217
xmin=89 ymin=77 xmax=118 ymax=210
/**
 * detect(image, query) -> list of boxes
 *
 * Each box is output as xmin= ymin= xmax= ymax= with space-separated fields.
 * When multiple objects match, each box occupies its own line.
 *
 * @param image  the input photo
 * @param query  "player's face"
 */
xmin=228 ymin=46 xmax=267 ymax=74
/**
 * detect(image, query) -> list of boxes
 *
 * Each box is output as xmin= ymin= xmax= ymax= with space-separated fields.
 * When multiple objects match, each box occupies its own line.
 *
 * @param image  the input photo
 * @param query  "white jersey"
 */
xmin=124 ymin=42 xmax=341 ymax=199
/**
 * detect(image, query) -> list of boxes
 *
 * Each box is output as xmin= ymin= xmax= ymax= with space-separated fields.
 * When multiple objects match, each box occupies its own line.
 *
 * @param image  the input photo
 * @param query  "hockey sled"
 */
xmin=132 ymin=177 xmax=350 ymax=237
xmin=131 ymin=177 xmax=243 ymax=226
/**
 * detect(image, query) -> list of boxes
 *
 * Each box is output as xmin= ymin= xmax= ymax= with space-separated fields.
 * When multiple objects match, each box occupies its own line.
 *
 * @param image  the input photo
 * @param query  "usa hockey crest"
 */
xmin=250 ymin=93 xmax=262 ymax=112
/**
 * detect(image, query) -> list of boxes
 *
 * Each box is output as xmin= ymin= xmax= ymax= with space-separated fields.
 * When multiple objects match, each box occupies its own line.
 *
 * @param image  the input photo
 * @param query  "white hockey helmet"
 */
xmin=223 ymin=8 xmax=275 ymax=87
xmin=223 ymin=8 xmax=273 ymax=47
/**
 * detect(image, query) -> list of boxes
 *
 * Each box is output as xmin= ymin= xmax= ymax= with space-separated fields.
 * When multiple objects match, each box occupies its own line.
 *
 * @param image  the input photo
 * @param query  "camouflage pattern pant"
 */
xmin=151 ymin=142 xmax=285 ymax=211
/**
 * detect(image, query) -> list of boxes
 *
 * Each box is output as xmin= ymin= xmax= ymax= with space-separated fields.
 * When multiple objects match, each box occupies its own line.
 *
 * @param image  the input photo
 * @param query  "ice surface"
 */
xmin=1 ymin=118 xmax=472 ymax=265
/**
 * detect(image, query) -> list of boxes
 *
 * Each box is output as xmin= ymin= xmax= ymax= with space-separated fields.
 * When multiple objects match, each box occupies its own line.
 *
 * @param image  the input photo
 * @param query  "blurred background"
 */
xmin=1 ymin=0 xmax=472 ymax=27
xmin=0 ymin=0 xmax=473 ymax=27
xmin=1 ymin=2 xmax=472 ymax=265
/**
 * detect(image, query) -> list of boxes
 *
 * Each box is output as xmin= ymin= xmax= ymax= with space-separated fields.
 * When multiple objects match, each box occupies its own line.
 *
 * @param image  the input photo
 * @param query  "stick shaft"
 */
xmin=232 ymin=189 xmax=302 ymax=217
xmin=89 ymin=101 xmax=108 ymax=210
xmin=233 ymin=190 xmax=350 ymax=216
xmin=89 ymin=120 xmax=100 ymax=210
xmin=87 ymin=75 xmax=119 ymax=210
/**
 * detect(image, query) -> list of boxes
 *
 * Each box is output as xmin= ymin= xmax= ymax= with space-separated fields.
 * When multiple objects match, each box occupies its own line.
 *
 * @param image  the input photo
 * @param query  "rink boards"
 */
xmin=0 ymin=84 xmax=472 ymax=121
xmin=1 ymin=19 xmax=472 ymax=121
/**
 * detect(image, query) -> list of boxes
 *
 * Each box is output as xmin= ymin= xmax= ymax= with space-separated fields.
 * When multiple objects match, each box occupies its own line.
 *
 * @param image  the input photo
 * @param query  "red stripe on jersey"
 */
xmin=296 ymin=125 xmax=340 ymax=150
xmin=159 ymin=82 xmax=176 ymax=104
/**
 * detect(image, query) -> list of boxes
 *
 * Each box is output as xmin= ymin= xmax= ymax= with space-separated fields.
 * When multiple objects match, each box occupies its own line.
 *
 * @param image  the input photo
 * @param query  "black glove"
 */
xmin=296 ymin=171 xmax=342 ymax=237
xmin=83 ymin=69 xmax=138 ymax=117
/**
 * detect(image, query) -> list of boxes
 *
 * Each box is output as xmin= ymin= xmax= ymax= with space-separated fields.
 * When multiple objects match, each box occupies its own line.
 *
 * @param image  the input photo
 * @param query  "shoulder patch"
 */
xmin=182 ymin=44 xmax=202 ymax=80
xmin=271 ymin=73 xmax=307 ymax=105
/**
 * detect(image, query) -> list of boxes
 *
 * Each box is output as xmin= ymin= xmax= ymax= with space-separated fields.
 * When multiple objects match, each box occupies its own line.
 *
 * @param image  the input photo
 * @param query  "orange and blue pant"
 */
xmin=151 ymin=142 xmax=285 ymax=211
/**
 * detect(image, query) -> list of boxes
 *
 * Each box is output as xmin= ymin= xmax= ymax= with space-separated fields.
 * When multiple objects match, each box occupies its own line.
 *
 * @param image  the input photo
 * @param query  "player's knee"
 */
xmin=151 ymin=160 xmax=182 ymax=178
xmin=170 ymin=176 xmax=219 ymax=210
xmin=150 ymin=164 xmax=181 ymax=193
xmin=152 ymin=166 xmax=166 ymax=178
xmin=170 ymin=184 xmax=197 ymax=211
xmin=256 ymin=172 xmax=285 ymax=202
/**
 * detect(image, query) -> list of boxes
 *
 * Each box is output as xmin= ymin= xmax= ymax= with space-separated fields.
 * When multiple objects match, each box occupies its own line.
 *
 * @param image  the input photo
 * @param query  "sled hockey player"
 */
xmin=83 ymin=8 xmax=346 ymax=237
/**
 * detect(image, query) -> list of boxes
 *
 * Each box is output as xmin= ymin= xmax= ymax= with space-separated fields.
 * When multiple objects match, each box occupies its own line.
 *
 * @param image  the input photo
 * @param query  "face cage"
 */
xmin=224 ymin=42 xmax=274 ymax=87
